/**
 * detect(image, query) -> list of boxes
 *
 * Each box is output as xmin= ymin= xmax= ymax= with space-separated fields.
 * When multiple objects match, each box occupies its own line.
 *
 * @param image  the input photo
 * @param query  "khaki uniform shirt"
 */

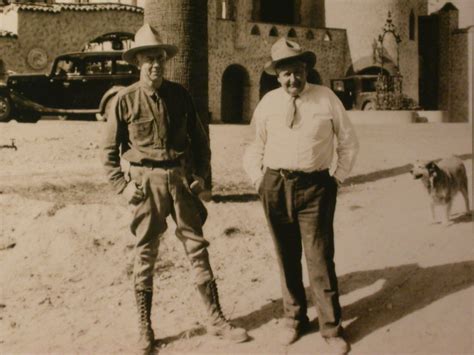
xmin=102 ymin=80 xmax=211 ymax=193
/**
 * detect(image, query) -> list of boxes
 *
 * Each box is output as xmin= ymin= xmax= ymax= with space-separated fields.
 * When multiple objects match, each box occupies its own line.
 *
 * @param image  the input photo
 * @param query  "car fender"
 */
xmin=98 ymin=86 xmax=124 ymax=115
xmin=355 ymin=92 xmax=376 ymax=110
xmin=0 ymin=85 xmax=11 ymax=98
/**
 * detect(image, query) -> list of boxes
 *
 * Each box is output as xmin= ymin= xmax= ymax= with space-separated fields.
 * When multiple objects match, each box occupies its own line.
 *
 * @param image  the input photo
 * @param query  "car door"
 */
xmin=48 ymin=57 xmax=84 ymax=109
xmin=77 ymin=56 xmax=114 ymax=109
xmin=112 ymin=58 xmax=139 ymax=87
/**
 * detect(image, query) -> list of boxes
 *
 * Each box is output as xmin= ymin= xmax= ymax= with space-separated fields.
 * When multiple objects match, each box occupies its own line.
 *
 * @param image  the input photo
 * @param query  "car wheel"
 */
xmin=362 ymin=100 xmax=376 ymax=111
xmin=0 ymin=95 xmax=12 ymax=122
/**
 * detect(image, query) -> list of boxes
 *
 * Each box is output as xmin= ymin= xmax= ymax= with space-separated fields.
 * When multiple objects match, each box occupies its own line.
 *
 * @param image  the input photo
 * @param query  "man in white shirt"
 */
xmin=243 ymin=38 xmax=359 ymax=354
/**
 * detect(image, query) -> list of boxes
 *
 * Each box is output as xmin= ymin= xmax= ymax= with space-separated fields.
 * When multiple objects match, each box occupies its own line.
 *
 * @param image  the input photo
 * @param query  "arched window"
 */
xmin=305 ymin=30 xmax=314 ymax=40
xmin=323 ymin=31 xmax=332 ymax=42
xmin=287 ymin=28 xmax=297 ymax=38
xmin=217 ymin=0 xmax=234 ymax=20
xmin=251 ymin=25 xmax=260 ymax=35
xmin=269 ymin=26 xmax=279 ymax=37
xmin=409 ymin=10 xmax=415 ymax=40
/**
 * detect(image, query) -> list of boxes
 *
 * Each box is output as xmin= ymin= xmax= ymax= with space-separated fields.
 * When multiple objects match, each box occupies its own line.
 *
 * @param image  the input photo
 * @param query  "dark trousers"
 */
xmin=259 ymin=168 xmax=341 ymax=337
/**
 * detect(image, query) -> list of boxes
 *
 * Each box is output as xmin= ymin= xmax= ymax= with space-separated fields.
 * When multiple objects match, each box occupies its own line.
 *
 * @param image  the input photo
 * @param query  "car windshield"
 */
xmin=85 ymin=58 xmax=113 ymax=75
xmin=55 ymin=58 xmax=80 ymax=76
xmin=361 ymin=78 xmax=377 ymax=92
xmin=115 ymin=59 xmax=137 ymax=75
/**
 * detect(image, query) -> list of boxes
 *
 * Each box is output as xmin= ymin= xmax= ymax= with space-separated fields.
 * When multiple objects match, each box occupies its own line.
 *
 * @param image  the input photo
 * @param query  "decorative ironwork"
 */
xmin=375 ymin=12 xmax=403 ymax=110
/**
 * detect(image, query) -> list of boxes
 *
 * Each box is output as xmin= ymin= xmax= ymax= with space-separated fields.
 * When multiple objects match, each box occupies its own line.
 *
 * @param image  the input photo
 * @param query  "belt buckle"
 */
xmin=280 ymin=169 xmax=297 ymax=179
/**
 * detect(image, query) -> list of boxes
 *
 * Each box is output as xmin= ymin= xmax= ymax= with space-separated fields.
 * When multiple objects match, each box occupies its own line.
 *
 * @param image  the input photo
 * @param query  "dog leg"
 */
xmin=460 ymin=186 xmax=470 ymax=214
xmin=430 ymin=202 xmax=438 ymax=224
xmin=442 ymin=201 xmax=453 ymax=226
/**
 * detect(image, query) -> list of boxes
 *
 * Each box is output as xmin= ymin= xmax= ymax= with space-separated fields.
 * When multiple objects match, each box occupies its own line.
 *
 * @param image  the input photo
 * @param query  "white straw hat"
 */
xmin=123 ymin=23 xmax=178 ymax=65
xmin=264 ymin=37 xmax=316 ymax=75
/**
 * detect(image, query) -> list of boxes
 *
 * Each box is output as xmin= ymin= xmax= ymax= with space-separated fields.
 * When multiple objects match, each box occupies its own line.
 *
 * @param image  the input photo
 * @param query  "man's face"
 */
xmin=136 ymin=48 xmax=167 ymax=83
xmin=276 ymin=61 xmax=307 ymax=97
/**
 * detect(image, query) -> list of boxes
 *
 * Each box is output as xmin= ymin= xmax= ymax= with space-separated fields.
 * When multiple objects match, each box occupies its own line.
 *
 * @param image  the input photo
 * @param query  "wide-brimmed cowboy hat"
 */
xmin=264 ymin=37 xmax=316 ymax=75
xmin=123 ymin=23 xmax=178 ymax=65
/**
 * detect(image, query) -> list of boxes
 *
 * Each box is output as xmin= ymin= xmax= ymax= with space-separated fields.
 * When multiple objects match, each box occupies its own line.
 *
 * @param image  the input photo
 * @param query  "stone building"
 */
xmin=0 ymin=0 xmax=471 ymax=122
xmin=0 ymin=2 xmax=143 ymax=75
xmin=209 ymin=0 xmax=472 ymax=123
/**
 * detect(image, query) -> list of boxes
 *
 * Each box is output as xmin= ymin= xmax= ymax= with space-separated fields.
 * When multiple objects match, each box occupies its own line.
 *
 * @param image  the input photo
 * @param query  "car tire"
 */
xmin=362 ymin=100 xmax=376 ymax=111
xmin=0 ymin=95 xmax=12 ymax=122
xmin=16 ymin=111 xmax=41 ymax=123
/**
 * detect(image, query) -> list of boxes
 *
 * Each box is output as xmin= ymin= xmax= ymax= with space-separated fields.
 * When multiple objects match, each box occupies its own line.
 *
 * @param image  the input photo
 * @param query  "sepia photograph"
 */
xmin=0 ymin=0 xmax=472 ymax=354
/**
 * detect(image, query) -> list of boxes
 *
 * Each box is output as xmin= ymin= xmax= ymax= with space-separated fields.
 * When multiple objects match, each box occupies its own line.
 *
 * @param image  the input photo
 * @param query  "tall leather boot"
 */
xmin=197 ymin=279 xmax=249 ymax=343
xmin=135 ymin=290 xmax=155 ymax=355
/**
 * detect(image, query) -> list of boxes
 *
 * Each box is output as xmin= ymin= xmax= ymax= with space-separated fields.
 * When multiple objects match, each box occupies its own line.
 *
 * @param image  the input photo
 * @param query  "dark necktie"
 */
xmin=286 ymin=95 xmax=298 ymax=128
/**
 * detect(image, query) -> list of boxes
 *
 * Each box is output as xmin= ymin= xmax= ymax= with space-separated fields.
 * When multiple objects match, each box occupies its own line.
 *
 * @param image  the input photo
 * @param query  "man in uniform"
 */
xmin=102 ymin=23 xmax=248 ymax=354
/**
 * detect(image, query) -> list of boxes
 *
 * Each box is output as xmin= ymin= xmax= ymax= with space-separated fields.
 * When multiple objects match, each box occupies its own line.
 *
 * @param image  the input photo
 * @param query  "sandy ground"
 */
xmin=0 ymin=120 xmax=472 ymax=354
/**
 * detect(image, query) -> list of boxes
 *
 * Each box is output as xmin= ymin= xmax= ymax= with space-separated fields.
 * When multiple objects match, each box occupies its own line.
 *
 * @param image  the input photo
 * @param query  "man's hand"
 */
xmin=122 ymin=181 xmax=145 ymax=205
xmin=254 ymin=176 xmax=263 ymax=192
xmin=190 ymin=175 xmax=212 ymax=202
xmin=333 ymin=176 xmax=342 ymax=187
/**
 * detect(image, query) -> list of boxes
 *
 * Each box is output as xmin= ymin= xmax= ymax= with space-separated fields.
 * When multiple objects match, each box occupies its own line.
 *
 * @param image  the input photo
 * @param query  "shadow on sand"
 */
xmin=211 ymin=153 xmax=472 ymax=203
xmin=157 ymin=260 xmax=474 ymax=346
xmin=450 ymin=211 xmax=474 ymax=225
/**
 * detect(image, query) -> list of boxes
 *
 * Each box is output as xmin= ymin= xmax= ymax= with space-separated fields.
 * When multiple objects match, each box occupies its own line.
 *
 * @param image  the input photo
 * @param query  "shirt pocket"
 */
xmin=129 ymin=118 xmax=156 ymax=148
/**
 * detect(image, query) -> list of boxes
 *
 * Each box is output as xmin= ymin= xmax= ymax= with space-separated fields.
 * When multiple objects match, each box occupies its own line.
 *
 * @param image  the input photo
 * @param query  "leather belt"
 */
xmin=131 ymin=159 xmax=181 ymax=169
xmin=269 ymin=167 xmax=329 ymax=180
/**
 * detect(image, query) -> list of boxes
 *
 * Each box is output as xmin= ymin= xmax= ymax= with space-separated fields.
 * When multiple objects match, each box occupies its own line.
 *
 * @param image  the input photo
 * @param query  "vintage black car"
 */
xmin=330 ymin=74 xmax=378 ymax=111
xmin=0 ymin=51 xmax=139 ymax=122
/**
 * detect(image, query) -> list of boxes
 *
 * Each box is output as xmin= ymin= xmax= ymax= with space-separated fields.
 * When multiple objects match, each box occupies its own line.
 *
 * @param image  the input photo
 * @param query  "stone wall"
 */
xmin=208 ymin=0 xmax=348 ymax=123
xmin=208 ymin=0 xmax=433 ymax=122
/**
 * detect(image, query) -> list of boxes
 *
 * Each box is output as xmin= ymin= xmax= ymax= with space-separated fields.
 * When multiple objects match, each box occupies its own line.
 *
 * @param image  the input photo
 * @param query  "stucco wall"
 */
xmin=0 ymin=8 xmax=18 ymax=33
xmin=437 ymin=6 xmax=459 ymax=113
xmin=325 ymin=0 xmax=428 ymax=102
xmin=0 ymin=7 xmax=142 ymax=74
xmin=449 ymin=27 xmax=473 ymax=122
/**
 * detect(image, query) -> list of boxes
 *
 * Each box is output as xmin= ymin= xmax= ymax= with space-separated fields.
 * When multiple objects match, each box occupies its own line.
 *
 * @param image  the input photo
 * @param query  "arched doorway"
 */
xmin=259 ymin=72 xmax=279 ymax=99
xmin=347 ymin=55 xmax=398 ymax=77
xmin=357 ymin=66 xmax=391 ymax=76
xmin=221 ymin=65 xmax=250 ymax=123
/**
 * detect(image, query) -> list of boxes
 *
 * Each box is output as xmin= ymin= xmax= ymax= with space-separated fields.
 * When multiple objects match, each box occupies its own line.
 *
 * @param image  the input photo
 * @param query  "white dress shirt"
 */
xmin=243 ymin=83 xmax=359 ymax=185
